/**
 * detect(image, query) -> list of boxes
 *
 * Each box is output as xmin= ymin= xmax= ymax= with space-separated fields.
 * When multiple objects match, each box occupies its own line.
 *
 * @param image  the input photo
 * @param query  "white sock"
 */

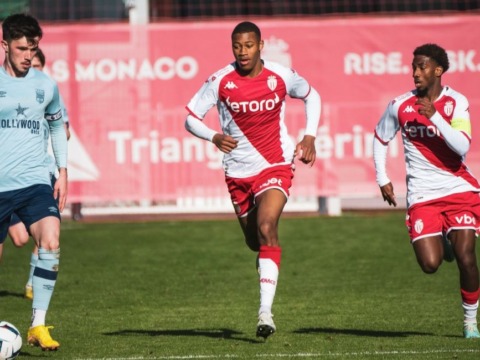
xmin=258 ymin=258 xmax=279 ymax=315
xmin=463 ymin=301 xmax=479 ymax=324
xmin=31 ymin=309 xmax=46 ymax=328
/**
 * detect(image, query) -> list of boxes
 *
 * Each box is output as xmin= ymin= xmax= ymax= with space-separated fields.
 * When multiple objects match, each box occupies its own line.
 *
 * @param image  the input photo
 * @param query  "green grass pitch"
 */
xmin=1 ymin=211 xmax=479 ymax=359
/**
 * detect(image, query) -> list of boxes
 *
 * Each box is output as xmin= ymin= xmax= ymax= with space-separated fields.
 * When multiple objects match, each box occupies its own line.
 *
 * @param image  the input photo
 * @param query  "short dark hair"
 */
xmin=413 ymin=43 xmax=449 ymax=73
xmin=231 ymin=21 xmax=261 ymax=41
xmin=2 ymin=13 xmax=42 ymax=43
xmin=34 ymin=48 xmax=46 ymax=67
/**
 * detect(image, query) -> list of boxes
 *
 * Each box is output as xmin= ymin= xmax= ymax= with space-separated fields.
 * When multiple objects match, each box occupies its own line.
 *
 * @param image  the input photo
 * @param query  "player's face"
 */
xmin=412 ymin=55 xmax=441 ymax=93
xmin=31 ymin=56 xmax=44 ymax=71
xmin=1 ymin=36 xmax=39 ymax=77
xmin=232 ymin=31 xmax=264 ymax=77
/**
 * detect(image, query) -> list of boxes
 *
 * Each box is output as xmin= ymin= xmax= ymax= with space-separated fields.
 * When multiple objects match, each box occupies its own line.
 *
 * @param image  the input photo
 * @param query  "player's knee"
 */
xmin=418 ymin=260 xmax=440 ymax=274
xmin=257 ymin=220 xmax=277 ymax=243
xmin=11 ymin=235 xmax=29 ymax=247
xmin=9 ymin=230 xmax=30 ymax=247
xmin=37 ymin=236 xmax=60 ymax=251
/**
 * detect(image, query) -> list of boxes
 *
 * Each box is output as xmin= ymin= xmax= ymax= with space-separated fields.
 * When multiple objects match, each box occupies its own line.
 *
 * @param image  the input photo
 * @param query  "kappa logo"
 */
xmin=414 ymin=219 xmax=424 ymax=234
xmin=224 ymin=81 xmax=238 ymax=90
xmin=0 ymin=91 xmax=6 ymax=98
xmin=403 ymin=105 xmax=416 ymax=113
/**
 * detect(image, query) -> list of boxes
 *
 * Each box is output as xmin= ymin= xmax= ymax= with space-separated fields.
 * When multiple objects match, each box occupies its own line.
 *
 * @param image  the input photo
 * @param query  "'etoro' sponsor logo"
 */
xmin=226 ymin=93 xmax=280 ymax=113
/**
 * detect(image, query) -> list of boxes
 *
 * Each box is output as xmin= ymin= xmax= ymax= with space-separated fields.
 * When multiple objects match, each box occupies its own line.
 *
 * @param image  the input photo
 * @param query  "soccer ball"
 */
xmin=0 ymin=322 xmax=22 ymax=360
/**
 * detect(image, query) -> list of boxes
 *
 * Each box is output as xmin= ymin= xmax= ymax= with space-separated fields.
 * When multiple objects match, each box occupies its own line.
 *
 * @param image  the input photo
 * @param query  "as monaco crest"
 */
xmin=414 ymin=219 xmax=424 ymax=234
xmin=444 ymin=101 xmax=453 ymax=117
xmin=267 ymin=75 xmax=277 ymax=91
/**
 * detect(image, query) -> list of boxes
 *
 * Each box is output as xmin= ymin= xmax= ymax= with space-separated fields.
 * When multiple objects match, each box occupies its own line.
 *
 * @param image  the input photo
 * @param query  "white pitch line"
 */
xmin=75 ymin=348 xmax=480 ymax=360
xmin=256 ymin=348 xmax=480 ymax=357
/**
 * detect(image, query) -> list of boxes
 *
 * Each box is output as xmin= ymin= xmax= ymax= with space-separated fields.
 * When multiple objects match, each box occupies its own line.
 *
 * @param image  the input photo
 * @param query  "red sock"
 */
xmin=259 ymin=245 xmax=282 ymax=269
xmin=461 ymin=288 xmax=480 ymax=304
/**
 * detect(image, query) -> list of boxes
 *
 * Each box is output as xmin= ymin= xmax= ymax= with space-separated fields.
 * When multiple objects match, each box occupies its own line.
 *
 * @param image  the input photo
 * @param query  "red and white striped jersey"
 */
xmin=375 ymin=86 xmax=480 ymax=207
xmin=186 ymin=60 xmax=311 ymax=178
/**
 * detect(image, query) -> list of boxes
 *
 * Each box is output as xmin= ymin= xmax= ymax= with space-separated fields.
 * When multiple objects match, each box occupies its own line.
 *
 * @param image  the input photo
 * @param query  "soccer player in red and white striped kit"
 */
xmin=374 ymin=43 xmax=480 ymax=338
xmin=185 ymin=21 xmax=321 ymax=339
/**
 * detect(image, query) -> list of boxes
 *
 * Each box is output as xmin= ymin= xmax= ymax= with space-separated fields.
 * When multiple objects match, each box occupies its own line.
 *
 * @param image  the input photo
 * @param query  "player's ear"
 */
xmin=259 ymin=39 xmax=264 ymax=52
xmin=435 ymin=65 xmax=444 ymax=77
xmin=1 ymin=40 xmax=8 ymax=52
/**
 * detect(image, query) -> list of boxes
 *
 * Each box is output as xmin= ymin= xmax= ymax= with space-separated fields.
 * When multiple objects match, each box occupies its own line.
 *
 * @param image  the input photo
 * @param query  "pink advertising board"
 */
xmin=29 ymin=15 xmax=480 ymax=205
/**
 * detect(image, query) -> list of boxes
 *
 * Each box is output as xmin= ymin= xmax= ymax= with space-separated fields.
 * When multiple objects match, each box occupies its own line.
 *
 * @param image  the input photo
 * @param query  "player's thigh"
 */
xmin=29 ymin=216 xmax=60 ymax=250
xmin=252 ymin=164 xmax=293 ymax=223
xmin=448 ymin=229 xmax=476 ymax=260
xmin=255 ymin=188 xmax=288 ymax=223
xmin=408 ymin=203 xmax=444 ymax=268
xmin=412 ymin=235 xmax=444 ymax=262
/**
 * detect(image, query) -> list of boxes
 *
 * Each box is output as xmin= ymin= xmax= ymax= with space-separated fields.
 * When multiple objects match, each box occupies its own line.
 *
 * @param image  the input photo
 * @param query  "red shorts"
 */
xmin=406 ymin=192 xmax=480 ymax=243
xmin=225 ymin=164 xmax=294 ymax=218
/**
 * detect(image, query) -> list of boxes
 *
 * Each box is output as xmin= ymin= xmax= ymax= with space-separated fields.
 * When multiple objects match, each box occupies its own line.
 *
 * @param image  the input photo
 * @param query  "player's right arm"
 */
xmin=185 ymin=70 xmax=238 ymax=153
xmin=373 ymin=101 xmax=400 ymax=207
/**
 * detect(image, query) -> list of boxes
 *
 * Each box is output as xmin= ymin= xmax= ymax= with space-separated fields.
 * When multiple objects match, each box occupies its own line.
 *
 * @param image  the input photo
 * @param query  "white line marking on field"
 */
xmin=75 ymin=348 xmax=480 ymax=360
xmin=256 ymin=349 xmax=480 ymax=357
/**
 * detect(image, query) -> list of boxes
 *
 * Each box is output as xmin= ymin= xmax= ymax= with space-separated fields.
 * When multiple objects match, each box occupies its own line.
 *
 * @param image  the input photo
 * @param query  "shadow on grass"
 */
xmin=18 ymin=349 xmax=51 ymax=358
xmin=103 ymin=328 xmax=262 ymax=343
xmin=0 ymin=290 xmax=24 ymax=298
xmin=294 ymin=327 xmax=433 ymax=337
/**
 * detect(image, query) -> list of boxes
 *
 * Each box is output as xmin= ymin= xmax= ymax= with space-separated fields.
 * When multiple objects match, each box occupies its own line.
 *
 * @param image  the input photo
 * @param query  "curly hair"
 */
xmin=231 ymin=21 xmax=261 ymax=41
xmin=2 ymin=13 xmax=42 ymax=43
xmin=413 ymin=43 xmax=449 ymax=73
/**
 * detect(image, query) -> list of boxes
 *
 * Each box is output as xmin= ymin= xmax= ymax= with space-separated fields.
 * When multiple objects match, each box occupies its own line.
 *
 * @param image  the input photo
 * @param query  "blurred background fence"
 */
xmin=1 ymin=1 xmax=480 ymax=217
xmin=2 ymin=0 xmax=480 ymax=22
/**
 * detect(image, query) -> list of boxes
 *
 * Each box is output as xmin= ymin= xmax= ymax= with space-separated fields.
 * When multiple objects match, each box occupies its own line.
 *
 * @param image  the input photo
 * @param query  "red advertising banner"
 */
xmin=34 ymin=15 xmax=480 ymax=208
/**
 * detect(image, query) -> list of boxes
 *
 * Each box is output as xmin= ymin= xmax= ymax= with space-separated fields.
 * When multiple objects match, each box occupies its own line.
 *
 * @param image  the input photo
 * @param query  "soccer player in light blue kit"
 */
xmin=4 ymin=48 xmax=71 ymax=301
xmin=0 ymin=14 xmax=67 ymax=350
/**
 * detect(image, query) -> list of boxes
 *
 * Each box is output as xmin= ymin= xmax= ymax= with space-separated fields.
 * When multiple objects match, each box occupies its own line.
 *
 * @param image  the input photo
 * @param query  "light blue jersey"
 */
xmin=0 ymin=67 xmax=67 ymax=192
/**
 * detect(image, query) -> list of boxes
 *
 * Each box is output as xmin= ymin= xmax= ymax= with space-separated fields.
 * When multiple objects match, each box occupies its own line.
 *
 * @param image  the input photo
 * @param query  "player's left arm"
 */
xmin=288 ymin=70 xmax=321 ymax=166
xmin=417 ymin=96 xmax=471 ymax=156
xmin=59 ymin=94 xmax=71 ymax=140
xmin=296 ymin=88 xmax=321 ymax=166
xmin=47 ymin=85 xmax=68 ymax=211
